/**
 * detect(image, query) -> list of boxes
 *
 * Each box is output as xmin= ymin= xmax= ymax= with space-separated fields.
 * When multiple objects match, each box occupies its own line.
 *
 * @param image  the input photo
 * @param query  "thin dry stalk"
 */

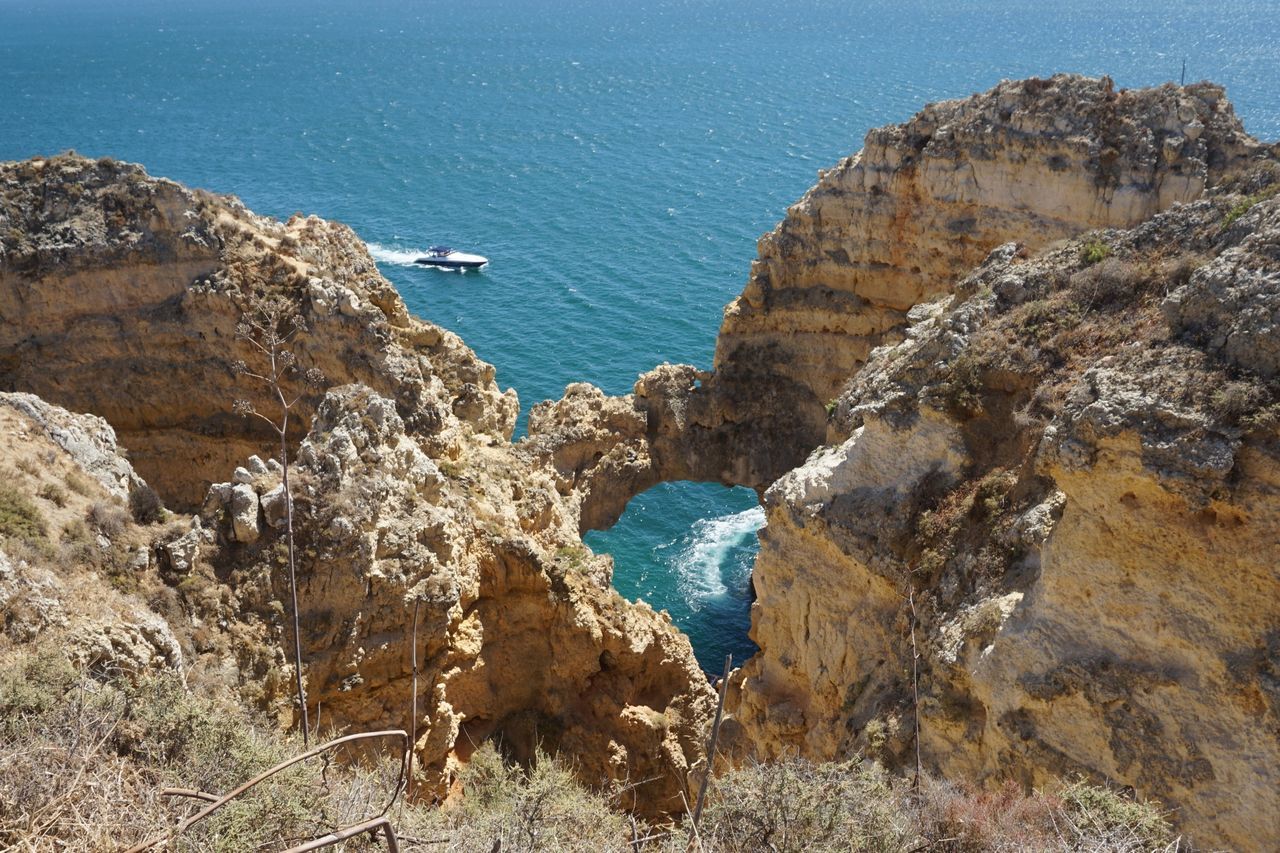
xmin=409 ymin=597 xmax=421 ymax=801
xmin=908 ymin=590 xmax=922 ymax=792
xmin=692 ymin=654 xmax=732 ymax=830
xmin=234 ymin=299 xmax=324 ymax=746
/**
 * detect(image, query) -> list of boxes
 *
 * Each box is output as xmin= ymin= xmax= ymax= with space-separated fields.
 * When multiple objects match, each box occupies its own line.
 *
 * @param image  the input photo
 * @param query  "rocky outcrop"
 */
xmin=198 ymin=384 xmax=712 ymax=813
xmin=0 ymin=393 xmax=147 ymax=501
xmin=726 ymin=185 xmax=1280 ymax=849
xmin=4 ymin=77 xmax=1277 ymax=844
xmin=525 ymin=77 xmax=1277 ymax=847
xmin=0 ymin=393 xmax=182 ymax=675
xmin=527 ymin=76 xmax=1262 ymax=527
xmin=0 ymin=155 xmax=714 ymax=816
xmin=0 ymin=153 xmax=517 ymax=508
xmin=714 ymin=75 xmax=1258 ymax=464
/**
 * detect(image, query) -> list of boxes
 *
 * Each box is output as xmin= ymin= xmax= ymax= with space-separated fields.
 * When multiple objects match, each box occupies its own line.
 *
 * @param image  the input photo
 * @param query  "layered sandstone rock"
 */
xmin=525 ymin=77 xmax=1277 ymax=847
xmin=526 ymin=76 xmax=1260 ymax=526
xmin=200 ymin=385 xmax=713 ymax=813
xmin=727 ymin=188 xmax=1280 ymax=849
xmin=0 ymin=155 xmax=714 ymax=815
xmin=715 ymin=74 xmax=1258 ymax=465
xmin=0 ymin=153 xmax=516 ymax=508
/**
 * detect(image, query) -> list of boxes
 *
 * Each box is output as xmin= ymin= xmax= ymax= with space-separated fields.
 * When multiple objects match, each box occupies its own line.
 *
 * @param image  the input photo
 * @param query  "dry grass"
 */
xmin=0 ymin=639 xmax=1179 ymax=852
xmin=0 ymin=647 xmax=407 ymax=852
xmin=85 ymin=499 xmax=131 ymax=538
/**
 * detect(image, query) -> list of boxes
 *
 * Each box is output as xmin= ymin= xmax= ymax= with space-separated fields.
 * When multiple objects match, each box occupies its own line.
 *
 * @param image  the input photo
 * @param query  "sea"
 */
xmin=3 ymin=0 xmax=1277 ymax=674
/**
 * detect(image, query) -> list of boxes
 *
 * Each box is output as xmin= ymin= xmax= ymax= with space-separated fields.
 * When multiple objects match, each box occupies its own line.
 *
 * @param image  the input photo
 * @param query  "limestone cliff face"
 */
xmin=727 ymin=187 xmax=1280 ymax=849
xmin=197 ymin=385 xmax=712 ymax=813
xmin=523 ymin=77 xmax=1277 ymax=848
xmin=0 ymin=155 xmax=714 ymax=816
xmin=0 ymin=154 xmax=517 ymax=508
xmin=715 ymin=75 xmax=1258 ymax=470
xmin=525 ymin=76 xmax=1260 ymax=531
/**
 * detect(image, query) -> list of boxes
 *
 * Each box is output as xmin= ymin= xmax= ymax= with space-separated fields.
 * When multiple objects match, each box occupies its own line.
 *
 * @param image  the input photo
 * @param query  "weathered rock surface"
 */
xmin=715 ymin=75 xmax=1258 ymax=462
xmin=727 ymin=190 xmax=1280 ymax=849
xmin=5 ymin=77 xmax=1277 ymax=844
xmin=0 ymin=154 xmax=517 ymax=508
xmin=0 ymin=156 xmax=714 ymax=816
xmin=526 ymin=77 xmax=1278 ymax=847
xmin=202 ymin=385 xmax=713 ymax=813
xmin=527 ymin=75 xmax=1262 ymax=526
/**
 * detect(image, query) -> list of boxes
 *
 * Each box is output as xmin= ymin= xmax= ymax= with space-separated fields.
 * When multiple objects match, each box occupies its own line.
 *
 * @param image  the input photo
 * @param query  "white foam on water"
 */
xmin=665 ymin=505 xmax=765 ymax=608
xmin=367 ymin=242 xmax=483 ymax=272
xmin=365 ymin=242 xmax=426 ymax=267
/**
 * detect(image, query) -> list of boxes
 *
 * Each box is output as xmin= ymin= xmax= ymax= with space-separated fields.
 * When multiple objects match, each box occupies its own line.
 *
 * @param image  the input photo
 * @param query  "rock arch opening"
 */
xmin=584 ymin=480 xmax=763 ymax=674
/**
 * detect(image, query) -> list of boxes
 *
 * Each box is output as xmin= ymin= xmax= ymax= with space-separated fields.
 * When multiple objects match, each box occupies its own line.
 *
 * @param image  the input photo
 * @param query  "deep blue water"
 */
xmin=3 ymin=0 xmax=1277 ymax=673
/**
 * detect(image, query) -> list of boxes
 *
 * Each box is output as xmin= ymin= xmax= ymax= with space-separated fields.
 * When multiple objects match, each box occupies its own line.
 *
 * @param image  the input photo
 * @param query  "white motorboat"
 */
xmin=413 ymin=246 xmax=488 ymax=270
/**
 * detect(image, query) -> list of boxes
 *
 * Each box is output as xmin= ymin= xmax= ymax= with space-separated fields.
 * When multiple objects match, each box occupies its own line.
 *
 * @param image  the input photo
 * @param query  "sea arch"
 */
xmin=519 ymin=362 xmax=826 ymax=536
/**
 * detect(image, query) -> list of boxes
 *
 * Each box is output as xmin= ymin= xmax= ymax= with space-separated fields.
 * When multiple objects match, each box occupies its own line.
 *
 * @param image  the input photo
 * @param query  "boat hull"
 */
xmin=414 ymin=259 xmax=486 ymax=269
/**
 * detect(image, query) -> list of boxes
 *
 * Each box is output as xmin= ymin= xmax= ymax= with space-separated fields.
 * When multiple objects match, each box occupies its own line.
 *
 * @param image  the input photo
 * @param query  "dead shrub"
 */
xmin=700 ymin=758 xmax=909 ymax=853
xmin=1160 ymin=252 xmax=1209 ymax=294
xmin=1209 ymin=380 xmax=1271 ymax=426
xmin=64 ymin=469 xmax=93 ymax=496
xmin=86 ymin=500 xmax=130 ymax=538
xmin=918 ymin=777 xmax=1060 ymax=850
xmin=37 ymin=481 xmax=69 ymax=508
xmin=942 ymin=353 xmax=985 ymax=419
xmin=1068 ymin=258 xmax=1146 ymax=311
xmin=128 ymin=483 xmax=165 ymax=524
xmin=915 ymin=775 xmax=1176 ymax=852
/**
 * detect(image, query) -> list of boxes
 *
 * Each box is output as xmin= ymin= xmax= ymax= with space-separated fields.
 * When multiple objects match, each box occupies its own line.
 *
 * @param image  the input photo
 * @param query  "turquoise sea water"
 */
xmin=3 ymin=0 xmax=1277 ymax=673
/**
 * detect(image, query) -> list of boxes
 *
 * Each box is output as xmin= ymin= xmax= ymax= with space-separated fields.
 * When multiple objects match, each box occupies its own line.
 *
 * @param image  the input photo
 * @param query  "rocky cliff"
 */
xmin=726 ymin=186 xmax=1280 ymax=848
xmin=525 ymin=76 xmax=1279 ymax=849
xmin=0 ymin=155 xmax=516 ymax=508
xmin=5 ymin=74 xmax=1279 ymax=848
xmin=0 ymin=154 xmax=714 ymax=815
xmin=714 ymin=75 xmax=1259 ymax=474
xmin=526 ymin=75 xmax=1261 ymax=533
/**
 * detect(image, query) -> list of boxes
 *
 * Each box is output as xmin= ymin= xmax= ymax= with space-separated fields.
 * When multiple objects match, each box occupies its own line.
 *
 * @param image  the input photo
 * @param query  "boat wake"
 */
xmin=660 ymin=505 xmax=764 ymax=608
xmin=365 ymin=242 xmax=428 ymax=267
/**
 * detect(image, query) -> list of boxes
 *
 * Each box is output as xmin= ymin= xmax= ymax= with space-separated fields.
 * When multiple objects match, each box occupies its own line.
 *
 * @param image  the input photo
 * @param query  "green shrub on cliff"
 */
xmin=0 ymin=482 xmax=46 ymax=545
xmin=1080 ymin=238 xmax=1111 ymax=265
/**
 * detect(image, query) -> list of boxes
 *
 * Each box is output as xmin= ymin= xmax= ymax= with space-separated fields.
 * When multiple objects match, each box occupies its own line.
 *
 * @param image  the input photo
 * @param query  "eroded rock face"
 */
xmin=202 ymin=385 xmax=714 ymax=815
xmin=726 ymin=193 xmax=1280 ymax=849
xmin=523 ymin=78 xmax=1277 ymax=844
xmin=519 ymin=82 xmax=1278 ymax=844
xmin=0 ymin=155 xmax=714 ymax=816
xmin=526 ymin=76 xmax=1260 ymax=528
xmin=0 ymin=154 xmax=517 ymax=508
xmin=716 ymin=75 xmax=1258 ymax=461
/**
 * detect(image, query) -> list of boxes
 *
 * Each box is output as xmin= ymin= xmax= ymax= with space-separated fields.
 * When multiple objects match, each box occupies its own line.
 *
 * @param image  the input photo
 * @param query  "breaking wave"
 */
xmin=660 ymin=505 xmax=764 ymax=607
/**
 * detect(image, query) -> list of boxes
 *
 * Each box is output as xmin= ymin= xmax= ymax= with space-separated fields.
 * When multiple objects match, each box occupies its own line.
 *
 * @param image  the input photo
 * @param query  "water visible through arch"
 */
xmin=584 ymin=481 xmax=763 ymax=675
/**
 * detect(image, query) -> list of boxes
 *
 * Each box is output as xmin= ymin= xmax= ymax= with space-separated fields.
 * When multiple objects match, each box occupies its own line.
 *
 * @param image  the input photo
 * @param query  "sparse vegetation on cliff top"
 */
xmin=0 ymin=645 xmax=1178 ymax=852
